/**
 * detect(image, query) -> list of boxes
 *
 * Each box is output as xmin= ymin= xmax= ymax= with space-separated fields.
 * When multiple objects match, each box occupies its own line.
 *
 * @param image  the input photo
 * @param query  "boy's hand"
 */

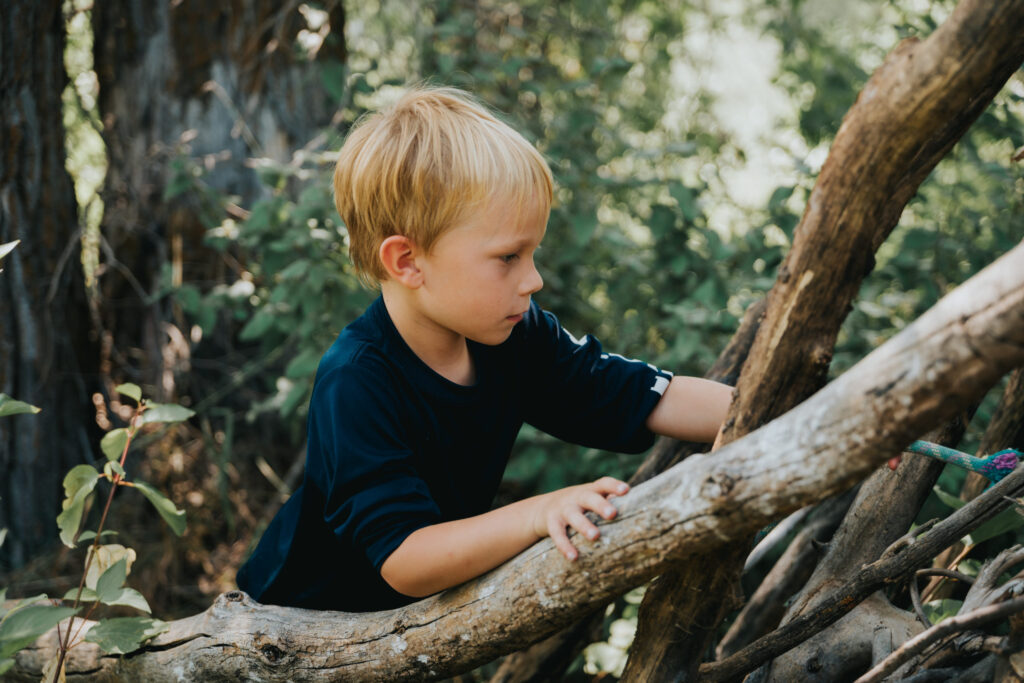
xmin=532 ymin=477 xmax=629 ymax=561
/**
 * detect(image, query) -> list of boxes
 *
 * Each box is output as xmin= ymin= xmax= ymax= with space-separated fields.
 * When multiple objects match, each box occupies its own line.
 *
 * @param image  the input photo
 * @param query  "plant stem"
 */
xmin=53 ymin=406 xmax=141 ymax=683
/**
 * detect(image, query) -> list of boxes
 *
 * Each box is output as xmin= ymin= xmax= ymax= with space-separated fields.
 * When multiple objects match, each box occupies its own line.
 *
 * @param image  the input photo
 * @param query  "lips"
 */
xmin=506 ymin=313 xmax=525 ymax=323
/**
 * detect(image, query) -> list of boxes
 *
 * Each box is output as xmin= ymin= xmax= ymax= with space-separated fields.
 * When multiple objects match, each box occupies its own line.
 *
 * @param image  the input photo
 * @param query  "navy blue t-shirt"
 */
xmin=236 ymin=296 xmax=673 ymax=612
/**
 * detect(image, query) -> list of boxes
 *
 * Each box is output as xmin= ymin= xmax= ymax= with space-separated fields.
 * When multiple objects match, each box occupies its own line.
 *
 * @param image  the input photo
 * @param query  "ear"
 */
xmin=378 ymin=235 xmax=424 ymax=288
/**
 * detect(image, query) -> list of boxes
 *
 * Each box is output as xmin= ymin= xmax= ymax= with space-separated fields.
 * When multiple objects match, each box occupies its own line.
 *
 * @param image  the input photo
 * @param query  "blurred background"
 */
xmin=1 ymin=0 xmax=1021 ymax=677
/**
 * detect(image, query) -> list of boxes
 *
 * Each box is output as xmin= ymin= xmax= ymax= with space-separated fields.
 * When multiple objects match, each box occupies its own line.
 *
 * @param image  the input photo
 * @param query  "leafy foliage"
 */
xmin=0 ymin=388 xmax=191 ymax=672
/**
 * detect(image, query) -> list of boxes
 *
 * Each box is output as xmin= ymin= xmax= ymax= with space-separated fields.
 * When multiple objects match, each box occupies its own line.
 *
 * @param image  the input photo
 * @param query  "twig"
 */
xmin=855 ymin=596 xmax=1024 ymax=682
xmin=910 ymin=568 xmax=975 ymax=628
xmin=744 ymin=506 xmax=811 ymax=571
xmin=921 ymin=542 xmax=974 ymax=603
xmin=698 ymin=466 xmax=1024 ymax=682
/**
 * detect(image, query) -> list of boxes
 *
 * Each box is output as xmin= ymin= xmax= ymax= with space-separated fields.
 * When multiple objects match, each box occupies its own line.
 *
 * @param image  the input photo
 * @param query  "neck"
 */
xmin=380 ymin=284 xmax=476 ymax=385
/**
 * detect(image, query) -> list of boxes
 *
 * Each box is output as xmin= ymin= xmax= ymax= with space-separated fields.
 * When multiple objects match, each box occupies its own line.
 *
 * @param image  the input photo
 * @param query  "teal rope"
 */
xmin=906 ymin=440 xmax=1021 ymax=483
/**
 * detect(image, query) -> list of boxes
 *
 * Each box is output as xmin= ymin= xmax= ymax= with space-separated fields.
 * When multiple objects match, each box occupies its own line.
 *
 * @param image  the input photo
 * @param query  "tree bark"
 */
xmin=621 ymin=1 xmax=1024 ymax=679
xmin=9 ymin=238 xmax=1024 ymax=682
xmin=0 ymin=0 xmax=105 ymax=569
xmin=91 ymin=0 xmax=345 ymax=396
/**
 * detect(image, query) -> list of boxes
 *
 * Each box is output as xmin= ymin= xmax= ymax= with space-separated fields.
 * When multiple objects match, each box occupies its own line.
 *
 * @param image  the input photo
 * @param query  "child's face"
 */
xmin=415 ymin=197 xmax=545 ymax=346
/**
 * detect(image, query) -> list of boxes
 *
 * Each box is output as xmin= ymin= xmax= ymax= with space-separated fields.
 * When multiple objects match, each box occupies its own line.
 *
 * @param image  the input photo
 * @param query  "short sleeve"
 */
xmin=520 ymin=303 xmax=673 ymax=453
xmin=307 ymin=359 xmax=442 ymax=571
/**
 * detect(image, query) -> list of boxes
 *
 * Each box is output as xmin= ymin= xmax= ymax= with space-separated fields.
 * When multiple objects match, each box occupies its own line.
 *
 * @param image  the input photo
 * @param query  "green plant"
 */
xmin=0 ymin=384 xmax=192 ymax=680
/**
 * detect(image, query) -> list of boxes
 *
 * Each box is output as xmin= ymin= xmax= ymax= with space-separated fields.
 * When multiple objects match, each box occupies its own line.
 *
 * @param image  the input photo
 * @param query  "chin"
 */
xmin=471 ymin=328 xmax=515 ymax=346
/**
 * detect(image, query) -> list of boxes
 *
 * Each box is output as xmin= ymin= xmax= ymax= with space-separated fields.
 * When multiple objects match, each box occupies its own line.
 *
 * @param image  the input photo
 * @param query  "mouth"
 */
xmin=506 ymin=313 xmax=525 ymax=324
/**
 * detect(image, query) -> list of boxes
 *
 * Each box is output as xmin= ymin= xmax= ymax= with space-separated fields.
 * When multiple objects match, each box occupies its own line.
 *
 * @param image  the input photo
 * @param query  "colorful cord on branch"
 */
xmin=906 ymin=440 xmax=1021 ymax=483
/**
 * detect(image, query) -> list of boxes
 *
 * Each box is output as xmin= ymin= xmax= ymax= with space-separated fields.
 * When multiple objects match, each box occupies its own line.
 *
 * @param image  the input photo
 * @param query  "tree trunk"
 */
xmin=0 ymin=0 xmax=105 ymax=570
xmin=10 ymin=239 xmax=1024 ymax=682
xmin=621 ymin=1 xmax=1024 ymax=679
xmin=91 ymin=0 xmax=345 ymax=396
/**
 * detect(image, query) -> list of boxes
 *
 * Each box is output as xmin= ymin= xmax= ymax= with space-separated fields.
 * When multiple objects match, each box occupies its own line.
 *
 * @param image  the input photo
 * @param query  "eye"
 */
xmin=500 ymin=254 xmax=520 ymax=264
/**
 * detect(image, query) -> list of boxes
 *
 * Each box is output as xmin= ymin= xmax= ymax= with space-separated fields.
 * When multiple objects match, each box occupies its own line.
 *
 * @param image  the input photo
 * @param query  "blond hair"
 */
xmin=333 ymin=86 xmax=553 ymax=286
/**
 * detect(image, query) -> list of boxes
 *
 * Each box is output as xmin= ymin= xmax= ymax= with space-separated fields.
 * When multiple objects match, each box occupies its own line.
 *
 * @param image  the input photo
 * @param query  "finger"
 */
xmin=592 ymin=476 xmax=630 ymax=497
xmin=579 ymin=490 xmax=619 ymax=519
xmin=547 ymin=518 xmax=577 ymax=561
xmin=567 ymin=509 xmax=600 ymax=542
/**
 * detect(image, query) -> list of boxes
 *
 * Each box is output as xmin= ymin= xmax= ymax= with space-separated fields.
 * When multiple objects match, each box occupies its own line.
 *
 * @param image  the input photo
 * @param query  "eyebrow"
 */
xmin=490 ymin=237 xmax=538 ymax=253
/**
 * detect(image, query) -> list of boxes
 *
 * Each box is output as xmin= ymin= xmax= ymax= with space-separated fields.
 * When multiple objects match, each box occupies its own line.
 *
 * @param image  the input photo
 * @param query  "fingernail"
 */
xmin=617 ymin=484 xmax=628 ymax=494
xmin=588 ymin=529 xmax=598 ymax=540
xmin=606 ymin=507 xmax=615 ymax=516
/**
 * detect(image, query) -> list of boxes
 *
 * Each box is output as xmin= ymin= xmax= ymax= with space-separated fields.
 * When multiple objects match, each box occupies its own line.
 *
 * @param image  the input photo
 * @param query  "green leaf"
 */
xmin=968 ymin=506 xmax=1024 ymax=545
xmin=84 ymin=617 xmax=167 ymax=655
xmin=932 ymin=486 xmax=966 ymax=511
xmin=0 ymin=658 xmax=13 ymax=675
xmin=96 ymin=559 xmax=127 ymax=603
xmin=100 ymin=428 xmax=130 ymax=461
xmin=0 ymin=605 xmax=78 ymax=659
xmin=76 ymin=530 xmax=118 ymax=543
xmin=63 ymin=587 xmax=98 ymax=603
xmin=103 ymin=460 xmax=126 ymax=479
xmin=0 ymin=240 xmax=18 ymax=261
xmin=132 ymin=481 xmax=186 ymax=536
xmin=284 ymin=348 xmax=322 ymax=379
xmin=923 ymin=598 xmax=962 ymax=625
xmin=669 ymin=183 xmax=701 ymax=222
xmin=101 ymin=588 xmax=151 ymax=614
xmin=56 ymin=465 xmax=100 ymax=548
xmin=0 ymin=528 xmax=5 ymax=549
xmin=239 ymin=310 xmax=276 ymax=341
xmin=140 ymin=403 xmax=195 ymax=425
xmin=115 ymin=383 xmax=142 ymax=403
xmin=0 ymin=394 xmax=41 ymax=418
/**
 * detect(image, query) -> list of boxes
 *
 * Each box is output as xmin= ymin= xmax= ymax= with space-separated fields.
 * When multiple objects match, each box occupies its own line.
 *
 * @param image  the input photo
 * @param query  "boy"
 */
xmin=236 ymin=86 xmax=732 ymax=612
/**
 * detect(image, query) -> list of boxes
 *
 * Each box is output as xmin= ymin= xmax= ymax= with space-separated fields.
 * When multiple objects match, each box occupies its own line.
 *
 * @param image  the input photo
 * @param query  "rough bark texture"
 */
xmin=716 ymin=490 xmax=855 ymax=659
xmin=0 ymin=0 xmax=105 ymax=569
xmin=91 ymin=0 xmax=345 ymax=395
xmin=9 ymin=238 xmax=1024 ymax=682
xmin=621 ymin=1 xmax=1024 ymax=678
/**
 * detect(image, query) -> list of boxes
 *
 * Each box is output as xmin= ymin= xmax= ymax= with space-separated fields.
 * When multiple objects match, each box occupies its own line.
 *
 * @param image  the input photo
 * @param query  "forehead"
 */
xmin=448 ymin=195 xmax=548 ymax=245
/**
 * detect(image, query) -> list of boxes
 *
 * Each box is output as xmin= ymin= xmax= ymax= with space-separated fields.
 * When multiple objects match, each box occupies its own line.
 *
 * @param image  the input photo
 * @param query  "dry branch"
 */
xmin=856 ymin=597 xmax=1024 ymax=683
xmin=10 ymin=241 xmax=1024 ymax=681
xmin=700 ymin=465 xmax=1024 ymax=682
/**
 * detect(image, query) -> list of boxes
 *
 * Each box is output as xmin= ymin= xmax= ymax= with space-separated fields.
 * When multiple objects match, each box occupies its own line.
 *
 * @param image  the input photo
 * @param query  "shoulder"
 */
xmin=311 ymin=304 xmax=403 ymax=409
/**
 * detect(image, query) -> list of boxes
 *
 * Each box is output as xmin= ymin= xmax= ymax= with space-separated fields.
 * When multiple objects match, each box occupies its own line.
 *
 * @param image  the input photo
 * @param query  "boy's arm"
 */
xmin=645 ymin=376 xmax=732 ymax=444
xmin=380 ymin=477 xmax=628 ymax=598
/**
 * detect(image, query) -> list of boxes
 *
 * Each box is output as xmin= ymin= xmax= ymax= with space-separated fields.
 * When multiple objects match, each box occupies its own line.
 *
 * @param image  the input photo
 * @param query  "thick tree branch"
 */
xmin=8 ymin=238 xmax=1024 ymax=680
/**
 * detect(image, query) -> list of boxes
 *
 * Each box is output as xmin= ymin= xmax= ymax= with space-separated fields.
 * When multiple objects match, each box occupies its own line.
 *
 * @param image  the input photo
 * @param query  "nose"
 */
xmin=521 ymin=259 xmax=543 ymax=295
